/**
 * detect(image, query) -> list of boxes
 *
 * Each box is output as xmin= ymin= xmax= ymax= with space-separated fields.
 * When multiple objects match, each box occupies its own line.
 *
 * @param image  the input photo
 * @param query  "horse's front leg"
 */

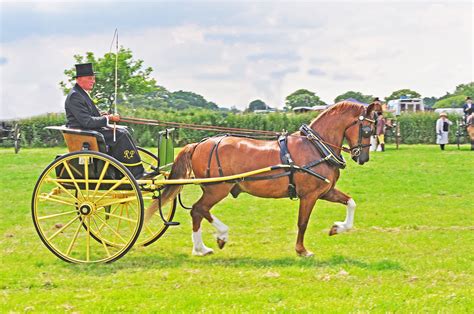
xmin=295 ymin=195 xmax=318 ymax=257
xmin=320 ymin=188 xmax=355 ymax=236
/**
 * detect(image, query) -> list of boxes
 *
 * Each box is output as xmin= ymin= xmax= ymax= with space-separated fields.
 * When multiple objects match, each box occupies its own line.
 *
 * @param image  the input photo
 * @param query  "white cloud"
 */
xmin=0 ymin=1 xmax=472 ymax=119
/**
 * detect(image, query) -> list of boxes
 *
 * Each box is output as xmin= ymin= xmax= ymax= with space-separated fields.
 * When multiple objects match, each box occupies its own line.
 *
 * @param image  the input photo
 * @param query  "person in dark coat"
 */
xmin=65 ymin=63 xmax=146 ymax=179
xmin=463 ymin=96 xmax=473 ymax=121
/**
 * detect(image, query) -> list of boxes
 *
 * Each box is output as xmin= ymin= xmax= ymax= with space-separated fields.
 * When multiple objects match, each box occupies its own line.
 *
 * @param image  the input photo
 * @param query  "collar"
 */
xmin=74 ymin=83 xmax=93 ymax=101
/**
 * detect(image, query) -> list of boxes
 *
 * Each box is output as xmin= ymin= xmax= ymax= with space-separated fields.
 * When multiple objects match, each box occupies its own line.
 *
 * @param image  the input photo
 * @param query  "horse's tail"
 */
xmin=145 ymin=143 xmax=198 ymax=222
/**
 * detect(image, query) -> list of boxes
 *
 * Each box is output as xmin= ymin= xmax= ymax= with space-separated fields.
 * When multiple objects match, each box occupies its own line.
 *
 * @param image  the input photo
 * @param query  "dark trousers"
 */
xmin=98 ymin=128 xmax=144 ymax=178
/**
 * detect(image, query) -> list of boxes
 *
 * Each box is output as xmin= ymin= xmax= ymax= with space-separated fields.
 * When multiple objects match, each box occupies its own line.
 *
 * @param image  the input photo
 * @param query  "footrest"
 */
xmin=164 ymin=221 xmax=180 ymax=226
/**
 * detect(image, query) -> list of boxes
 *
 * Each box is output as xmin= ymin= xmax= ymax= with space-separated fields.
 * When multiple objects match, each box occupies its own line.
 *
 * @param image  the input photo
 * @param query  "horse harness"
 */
xmin=203 ymin=111 xmax=375 ymax=200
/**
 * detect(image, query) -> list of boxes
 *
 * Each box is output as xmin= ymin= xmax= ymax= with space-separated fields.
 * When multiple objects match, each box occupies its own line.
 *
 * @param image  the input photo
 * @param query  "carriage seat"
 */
xmin=45 ymin=126 xmax=108 ymax=153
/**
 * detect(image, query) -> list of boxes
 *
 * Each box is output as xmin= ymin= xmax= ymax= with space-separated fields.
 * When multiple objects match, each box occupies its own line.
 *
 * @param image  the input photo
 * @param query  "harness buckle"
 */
xmin=288 ymin=183 xmax=298 ymax=200
xmin=351 ymin=147 xmax=361 ymax=157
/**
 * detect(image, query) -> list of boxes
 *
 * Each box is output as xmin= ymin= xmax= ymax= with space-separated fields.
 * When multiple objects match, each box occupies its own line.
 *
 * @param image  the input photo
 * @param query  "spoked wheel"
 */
xmin=136 ymin=147 xmax=177 ymax=247
xmin=456 ymin=131 xmax=461 ymax=149
xmin=32 ymin=151 xmax=144 ymax=264
xmin=13 ymin=123 xmax=20 ymax=154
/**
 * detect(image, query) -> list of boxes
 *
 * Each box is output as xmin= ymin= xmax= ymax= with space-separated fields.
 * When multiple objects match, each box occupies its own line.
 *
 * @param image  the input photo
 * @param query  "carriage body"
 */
xmin=455 ymin=116 xmax=474 ymax=149
xmin=31 ymin=126 xmax=177 ymax=264
xmin=0 ymin=121 xmax=21 ymax=153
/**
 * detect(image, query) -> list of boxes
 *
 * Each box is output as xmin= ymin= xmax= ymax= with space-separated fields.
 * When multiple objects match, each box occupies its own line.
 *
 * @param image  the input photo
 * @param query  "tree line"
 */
xmin=14 ymin=110 xmax=467 ymax=148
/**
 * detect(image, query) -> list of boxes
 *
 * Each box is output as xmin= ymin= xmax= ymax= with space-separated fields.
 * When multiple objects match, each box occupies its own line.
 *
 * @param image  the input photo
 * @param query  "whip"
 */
xmin=110 ymin=29 xmax=119 ymax=142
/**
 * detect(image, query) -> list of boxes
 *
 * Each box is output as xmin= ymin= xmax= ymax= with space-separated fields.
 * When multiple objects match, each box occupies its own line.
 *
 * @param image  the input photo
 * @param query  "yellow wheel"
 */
xmin=32 ymin=151 xmax=144 ymax=264
xmin=136 ymin=147 xmax=177 ymax=247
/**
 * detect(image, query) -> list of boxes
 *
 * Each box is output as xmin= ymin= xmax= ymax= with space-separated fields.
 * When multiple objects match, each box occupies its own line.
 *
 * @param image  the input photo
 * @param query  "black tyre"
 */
xmin=32 ymin=151 xmax=144 ymax=264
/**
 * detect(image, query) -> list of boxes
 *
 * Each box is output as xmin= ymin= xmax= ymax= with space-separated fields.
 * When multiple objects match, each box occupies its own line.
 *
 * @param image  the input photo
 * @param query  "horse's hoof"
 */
xmin=192 ymin=248 xmax=214 ymax=257
xmin=202 ymin=249 xmax=214 ymax=256
xmin=329 ymin=225 xmax=339 ymax=236
xmin=217 ymin=238 xmax=226 ymax=249
xmin=297 ymin=250 xmax=314 ymax=258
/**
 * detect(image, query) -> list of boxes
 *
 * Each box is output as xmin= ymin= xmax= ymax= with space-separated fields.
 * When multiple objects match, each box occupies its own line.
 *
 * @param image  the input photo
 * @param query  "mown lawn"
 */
xmin=1 ymin=145 xmax=473 ymax=312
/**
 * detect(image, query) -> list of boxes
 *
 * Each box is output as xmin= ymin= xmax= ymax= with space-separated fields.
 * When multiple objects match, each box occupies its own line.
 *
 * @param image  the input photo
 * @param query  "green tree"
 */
xmin=334 ymin=91 xmax=373 ymax=104
xmin=248 ymin=99 xmax=268 ymax=112
xmin=454 ymin=82 xmax=474 ymax=98
xmin=422 ymin=96 xmax=437 ymax=108
xmin=126 ymin=86 xmax=171 ymax=109
xmin=433 ymin=95 xmax=467 ymax=109
xmin=385 ymin=89 xmax=421 ymax=102
xmin=169 ymin=91 xmax=219 ymax=110
xmin=59 ymin=47 xmax=158 ymax=111
xmin=285 ymin=89 xmax=324 ymax=110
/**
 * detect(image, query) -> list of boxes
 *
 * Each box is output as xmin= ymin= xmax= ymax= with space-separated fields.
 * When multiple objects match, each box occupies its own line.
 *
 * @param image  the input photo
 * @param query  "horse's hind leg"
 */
xmin=320 ymin=188 xmax=355 ymax=236
xmin=191 ymin=184 xmax=232 ymax=256
xmin=211 ymin=214 xmax=229 ymax=249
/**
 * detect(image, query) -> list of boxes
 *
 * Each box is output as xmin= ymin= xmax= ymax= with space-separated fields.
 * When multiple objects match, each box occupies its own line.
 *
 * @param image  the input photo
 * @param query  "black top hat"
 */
xmin=373 ymin=97 xmax=380 ymax=102
xmin=74 ymin=63 xmax=96 ymax=78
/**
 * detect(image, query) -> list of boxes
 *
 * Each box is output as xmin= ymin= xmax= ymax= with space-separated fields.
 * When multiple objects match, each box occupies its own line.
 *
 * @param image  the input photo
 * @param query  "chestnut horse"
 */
xmin=467 ymin=114 xmax=474 ymax=150
xmin=147 ymin=101 xmax=382 ymax=257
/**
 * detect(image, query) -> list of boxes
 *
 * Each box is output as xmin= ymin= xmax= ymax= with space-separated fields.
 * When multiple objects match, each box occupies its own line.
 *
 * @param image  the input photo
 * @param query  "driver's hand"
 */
xmin=107 ymin=114 xmax=121 ymax=123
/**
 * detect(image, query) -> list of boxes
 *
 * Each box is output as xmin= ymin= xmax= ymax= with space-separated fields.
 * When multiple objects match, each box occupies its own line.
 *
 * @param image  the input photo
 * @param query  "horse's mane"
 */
xmin=309 ymin=101 xmax=363 ymax=128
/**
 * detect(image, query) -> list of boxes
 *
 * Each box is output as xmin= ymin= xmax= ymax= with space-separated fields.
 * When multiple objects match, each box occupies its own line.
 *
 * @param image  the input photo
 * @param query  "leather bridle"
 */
xmin=344 ymin=109 xmax=376 ymax=158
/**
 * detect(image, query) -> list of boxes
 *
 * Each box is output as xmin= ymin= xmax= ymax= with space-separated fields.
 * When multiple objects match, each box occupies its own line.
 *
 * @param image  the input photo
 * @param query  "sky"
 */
xmin=0 ymin=0 xmax=473 ymax=119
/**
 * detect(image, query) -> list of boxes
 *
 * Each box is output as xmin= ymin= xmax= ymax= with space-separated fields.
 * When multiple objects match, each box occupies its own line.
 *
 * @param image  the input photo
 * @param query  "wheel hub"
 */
xmin=79 ymin=202 xmax=94 ymax=216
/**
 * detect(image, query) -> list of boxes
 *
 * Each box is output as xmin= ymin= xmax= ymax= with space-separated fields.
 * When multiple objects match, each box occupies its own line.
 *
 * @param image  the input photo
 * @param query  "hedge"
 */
xmin=13 ymin=109 xmax=467 ymax=148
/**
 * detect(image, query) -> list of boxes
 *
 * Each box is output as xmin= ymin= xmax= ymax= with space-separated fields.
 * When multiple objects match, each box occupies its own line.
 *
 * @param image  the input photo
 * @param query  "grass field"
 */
xmin=1 ymin=145 xmax=473 ymax=312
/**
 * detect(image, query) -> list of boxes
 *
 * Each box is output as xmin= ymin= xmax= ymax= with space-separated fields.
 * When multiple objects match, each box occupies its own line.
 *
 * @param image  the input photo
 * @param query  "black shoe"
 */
xmin=137 ymin=170 xmax=158 ymax=180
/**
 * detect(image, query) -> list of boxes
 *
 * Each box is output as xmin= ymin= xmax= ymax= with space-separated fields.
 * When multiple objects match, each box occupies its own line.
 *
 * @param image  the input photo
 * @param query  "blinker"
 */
xmin=361 ymin=126 xmax=372 ymax=138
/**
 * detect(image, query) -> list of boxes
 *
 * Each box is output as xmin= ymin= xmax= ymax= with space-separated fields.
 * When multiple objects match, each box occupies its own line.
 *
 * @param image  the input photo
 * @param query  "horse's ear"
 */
xmin=367 ymin=102 xmax=383 ymax=118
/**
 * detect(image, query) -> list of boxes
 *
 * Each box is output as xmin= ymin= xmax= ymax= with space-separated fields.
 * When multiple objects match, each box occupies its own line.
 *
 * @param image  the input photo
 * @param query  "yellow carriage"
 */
xmin=32 ymin=126 xmax=178 ymax=264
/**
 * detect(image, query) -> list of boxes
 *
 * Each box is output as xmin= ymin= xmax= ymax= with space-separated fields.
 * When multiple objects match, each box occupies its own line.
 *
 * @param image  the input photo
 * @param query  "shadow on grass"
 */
xmin=67 ymin=254 xmax=403 ymax=275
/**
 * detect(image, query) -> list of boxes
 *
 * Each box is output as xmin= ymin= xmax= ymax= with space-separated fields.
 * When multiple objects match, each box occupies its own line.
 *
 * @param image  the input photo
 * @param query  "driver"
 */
xmin=64 ymin=63 xmax=148 ymax=179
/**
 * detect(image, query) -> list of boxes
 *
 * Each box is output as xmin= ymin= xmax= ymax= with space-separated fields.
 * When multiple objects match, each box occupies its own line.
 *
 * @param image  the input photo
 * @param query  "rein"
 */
xmin=302 ymin=116 xmax=376 ymax=155
xmin=300 ymin=124 xmax=347 ymax=169
xmin=120 ymin=116 xmax=280 ymax=138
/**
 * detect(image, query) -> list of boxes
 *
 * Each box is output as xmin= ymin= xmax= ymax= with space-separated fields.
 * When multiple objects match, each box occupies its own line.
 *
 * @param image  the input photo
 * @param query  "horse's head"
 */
xmin=344 ymin=101 xmax=383 ymax=165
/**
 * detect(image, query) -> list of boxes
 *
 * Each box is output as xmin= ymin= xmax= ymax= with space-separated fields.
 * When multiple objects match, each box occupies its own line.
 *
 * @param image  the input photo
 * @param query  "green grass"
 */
xmin=1 ymin=145 xmax=473 ymax=312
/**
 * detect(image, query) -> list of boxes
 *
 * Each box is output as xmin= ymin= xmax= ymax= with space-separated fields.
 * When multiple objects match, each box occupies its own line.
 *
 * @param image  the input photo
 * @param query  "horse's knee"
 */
xmin=347 ymin=198 xmax=356 ymax=210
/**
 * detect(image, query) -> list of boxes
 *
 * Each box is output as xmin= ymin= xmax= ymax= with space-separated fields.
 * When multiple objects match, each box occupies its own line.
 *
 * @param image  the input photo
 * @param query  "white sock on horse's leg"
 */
xmin=343 ymin=198 xmax=356 ymax=229
xmin=192 ymin=228 xmax=213 ymax=256
xmin=211 ymin=214 xmax=229 ymax=242
xmin=332 ymin=198 xmax=356 ymax=234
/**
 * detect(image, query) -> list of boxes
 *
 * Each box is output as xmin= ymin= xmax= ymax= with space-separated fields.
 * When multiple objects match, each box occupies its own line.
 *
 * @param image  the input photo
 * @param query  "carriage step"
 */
xmin=164 ymin=221 xmax=180 ymax=226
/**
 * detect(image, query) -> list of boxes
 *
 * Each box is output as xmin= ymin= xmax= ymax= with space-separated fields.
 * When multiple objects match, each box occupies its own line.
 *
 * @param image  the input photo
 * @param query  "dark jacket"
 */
xmin=65 ymin=84 xmax=107 ymax=129
xmin=463 ymin=102 xmax=473 ymax=116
